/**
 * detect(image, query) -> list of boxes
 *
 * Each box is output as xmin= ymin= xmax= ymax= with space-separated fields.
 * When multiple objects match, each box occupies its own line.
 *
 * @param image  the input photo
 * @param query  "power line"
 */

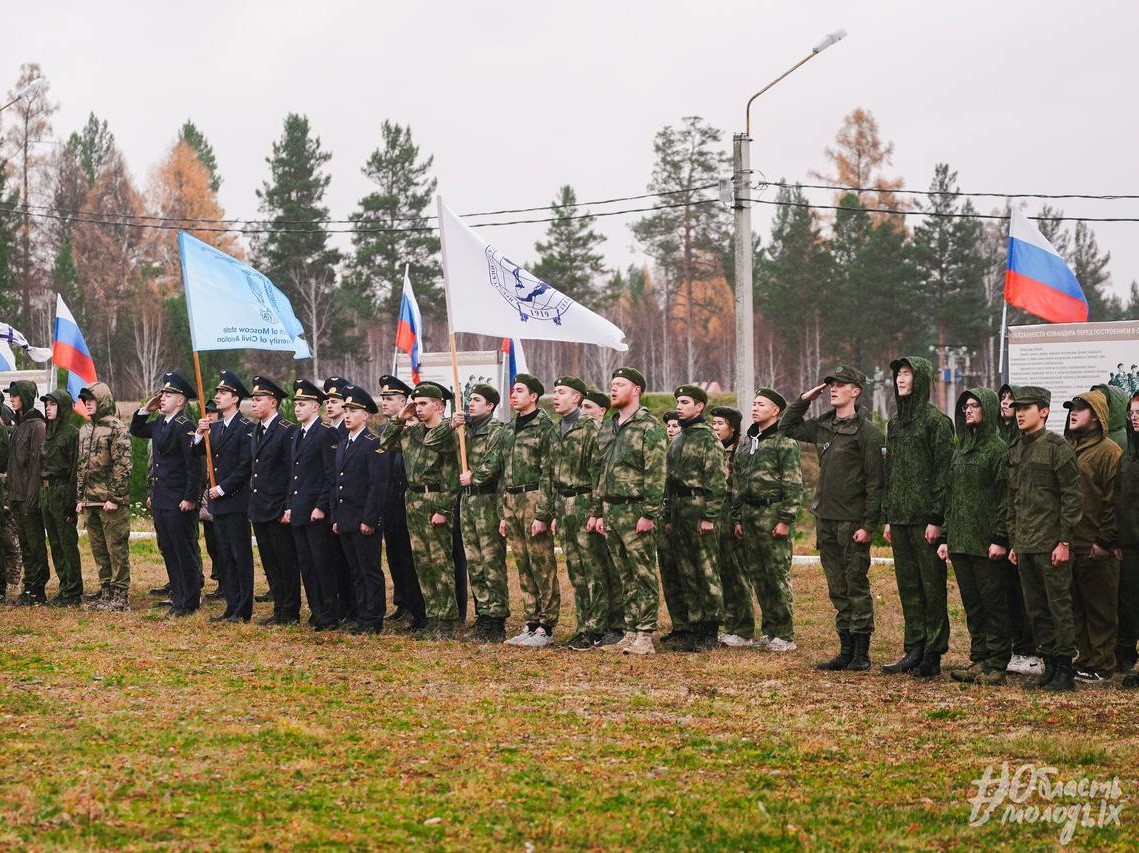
xmin=763 ymin=179 xmax=1139 ymax=202
xmin=746 ymin=196 xmax=1139 ymax=223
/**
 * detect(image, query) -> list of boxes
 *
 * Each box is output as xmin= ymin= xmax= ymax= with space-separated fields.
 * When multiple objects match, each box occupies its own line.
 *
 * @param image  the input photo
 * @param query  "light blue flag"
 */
xmin=179 ymin=232 xmax=312 ymax=359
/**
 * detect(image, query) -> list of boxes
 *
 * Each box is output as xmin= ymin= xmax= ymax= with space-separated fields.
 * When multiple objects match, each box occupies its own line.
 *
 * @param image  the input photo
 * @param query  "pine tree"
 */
xmin=1071 ymin=221 xmax=1114 ymax=320
xmin=0 ymin=160 xmax=20 ymax=318
xmin=346 ymin=121 xmax=440 ymax=321
xmin=69 ymin=113 xmax=115 ymax=186
xmin=178 ymin=120 xmax=221 ymax=193
xmin=531 ymin=185 xmax=608 ymax=306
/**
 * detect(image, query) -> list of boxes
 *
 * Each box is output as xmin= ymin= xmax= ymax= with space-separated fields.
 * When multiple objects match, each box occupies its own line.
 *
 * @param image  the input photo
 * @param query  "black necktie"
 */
xmin=257 ymin=423 xmax=266 ymax=442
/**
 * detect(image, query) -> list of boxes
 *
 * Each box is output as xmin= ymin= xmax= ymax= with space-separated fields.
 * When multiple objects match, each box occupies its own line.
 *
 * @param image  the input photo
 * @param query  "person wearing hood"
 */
xmin=40 ymin=389 xmax=81 ymax=605
xmin=76 ymin=382 xmax=133 ymax=610
xmin=1063 ymin=390 xmax=1123 ymax=684
xmin=1090 ymin=382 xmax=1129 ymax=451
xmin=939 ymin=389 xmax=1011 ymax=685
xmin=881 ymin=356 xmax=955 ymax=679
xmin=1118 ymin=392 xmax=1139 ymax=686
xmin=6 ymin=380 xmax=48 ymax=605
xmin=710 ymin=405 xmax=755 ymax=647
xmin=0 ymin=404 xmax=25 ymax=602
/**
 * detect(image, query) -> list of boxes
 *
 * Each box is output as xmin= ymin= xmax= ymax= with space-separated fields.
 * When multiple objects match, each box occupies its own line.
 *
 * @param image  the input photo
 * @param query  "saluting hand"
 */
xmin=801 ymin=383 xmax=828 ymax=402
xmin=144 ymin=392 xmax=162 ymax=413
xmin=398 ymin=401 xmax=416 ymax=421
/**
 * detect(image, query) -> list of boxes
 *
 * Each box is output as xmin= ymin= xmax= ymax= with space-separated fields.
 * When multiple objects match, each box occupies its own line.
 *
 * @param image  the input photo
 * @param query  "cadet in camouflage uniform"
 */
xmin=499 ymin=373 xmax=559 ymax=647
xmin=662 ymin=385 xmax=726 ymax=652
xmin=583 ymin=387 xmax=625 ymax=644
xmin=380 ymin=383 xmax=461 ymax=636
xmin=75 ymin=382 xmax=133 ymax=610
xmin=732 ymin=389 xmax=804 ymax=652
xmin=0 ymin=404 xmax=24 ymax=602
xmin=453 ymin=382 xmax=508 ymax=643
xmin=41 ymin=389 xmax=82 ymax=605
xmin=711 ymin=405 xmax=755 ymax=647
xmin=590 ymin=367 xmax=668 ymax=656
xmin=1119 ymin=392 xmax=1139 ymax=687
xmin=882 ymin=356 xmax=955 ymax=678
xmin=941 ymin=389 xmax=1012 ymax=686
xmin=1006 ymin=386 xmax=1083 ymax=692
xmin=541 ymin=375 xmax=609 ymax=650
xmin=657 ymin=408 xmax=687 ymax=644
xmin=780 ymin=365 xmax=885 ymax=672
xmin=7 ymin=380 xmax=48 ymax=604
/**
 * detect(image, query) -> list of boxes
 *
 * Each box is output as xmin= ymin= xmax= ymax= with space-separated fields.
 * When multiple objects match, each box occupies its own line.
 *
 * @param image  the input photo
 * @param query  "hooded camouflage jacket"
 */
xmin=884 ymin=356 xmax=954 ymax=526
xmin=40 ymin=389 xmax=79 ymax=502
xmin=1119 ymin=397 xmax=1139 ymax=547
xmin=1091 ymin=382 xmax=1129 ymax=450
xmin=379 ymin=417 xmax=458 ymax=516
xmin=944 ymin=388 xmax=1008 ymax=556
xmin=1006 ymin=424 xmax=1082 ymax=555
xmin=499 ymin=407 xmax=556 ymax=520
xmin=76 ymin=382 xmax=133 ymax=506
xmin=7 ymin=379 xmax=46 ymax=506
xmin=537 ymin=410 xmax=598 ymax=522
xmin=593 ymin=406 xmax=667 ymax=521
xmin=663 ymin=416 xmax=727 ymax=521
xmin=997 ymin=384 xmax=1019 ymax=447
xmin=780 ymin=396 xmax=885 ymax=530
xmin=731 ymin=422 xmax=803 ymax=527
xmin=1064 ymin=389 xmax=1122 ymax=551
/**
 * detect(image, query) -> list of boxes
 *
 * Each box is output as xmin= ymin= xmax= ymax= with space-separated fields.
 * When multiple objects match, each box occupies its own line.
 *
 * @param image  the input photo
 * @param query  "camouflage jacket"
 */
xmin=537 ymin=411 xmax=598 ymax=521
xmin=0 ymin=420 xmax=9 ymax=505
xmin=663 ymin=417 xmax=726 ymax=521
xmin=1006 ymin=426 xmax=1082 ymax=554
xmin=41 ymin=390 xmax=80 ymax=501
xmin=884 ymin=357 xmax=954 ymax=526
xmin=1064 ymin=391 xmax=1122 ymax=551
xmin=499 ymin=408 xmax=556 ymax=519
xmin=379 ymin=417 xmax=458 ymax=515
xmin=7 ymin=379 xmax=46 ymax=506
xmin=779 ymin=396 xmax=885 ymax=530
xmin=731 ymin=423 xmax=804 ymax=526
xmin=463 ymin=414 xmax=504 ymax=490
xmin=593 ymin=406 xmax=667 ymax=521
xmin=1119 ymin=413 xmax=1139 ymax=547
xmin=943 ymin=388 xmax=1008 ymax=557
xmin=76 ymin=382 xmax=133 ymax=506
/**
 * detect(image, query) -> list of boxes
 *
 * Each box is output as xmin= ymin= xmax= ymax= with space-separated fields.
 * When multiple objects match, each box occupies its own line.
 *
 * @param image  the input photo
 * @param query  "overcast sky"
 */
xmin=4 ymin=1 xmax=1136 ymax=305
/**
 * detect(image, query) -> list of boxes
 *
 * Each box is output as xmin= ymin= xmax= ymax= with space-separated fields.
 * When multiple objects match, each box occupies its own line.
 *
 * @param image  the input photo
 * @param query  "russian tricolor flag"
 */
xmin=500 ymin=337 xmax=528 ymax=385
xmin=395 ymin=266 xmax=423 ymax=384
xmin=1005 ymin=210 xmax=1088 ymax=323
xmin=52 ymin=294 xmax=98 ymax=417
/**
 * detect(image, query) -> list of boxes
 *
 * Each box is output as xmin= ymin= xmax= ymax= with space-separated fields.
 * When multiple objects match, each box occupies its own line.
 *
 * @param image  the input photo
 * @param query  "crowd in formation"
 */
xmin=1 ymin=356 xmax=1137 ymax=692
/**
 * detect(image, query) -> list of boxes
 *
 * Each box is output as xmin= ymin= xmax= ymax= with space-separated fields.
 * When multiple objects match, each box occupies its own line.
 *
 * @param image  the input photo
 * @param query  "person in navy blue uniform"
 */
xmin=287 ymin=379 xmax=340 ymax=630
xmin=332 ymin=385 xmax=387 ymax=634
xmin=129 ymin=371 xmax=201 ymax=616
xmin=376 ymin=375 xmax=426 ymax=630
xmin=193 ymin=370 xmax=255 ymax=623
xmin=248 ymin=376 xmax=301 ymax=626
xmin=323 ymin=376 xmax=356 ymax=623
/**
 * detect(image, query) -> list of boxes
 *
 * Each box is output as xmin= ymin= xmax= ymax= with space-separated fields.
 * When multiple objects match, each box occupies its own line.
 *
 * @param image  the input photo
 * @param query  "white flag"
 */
xmin=0 ymin=322 xmax=53 ymax=363
xmin=438 ymin=197 xmax=628 ymax=351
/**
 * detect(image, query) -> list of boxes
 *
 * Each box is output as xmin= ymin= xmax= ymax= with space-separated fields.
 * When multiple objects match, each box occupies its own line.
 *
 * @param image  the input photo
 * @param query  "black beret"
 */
xmin=584 ymin=388 xmax=610 ymax=409
xmin=710 ymin=406 xmax=743 ymax=430
xmin=612 ymin=367 xmax=646 ymax=391
xmin=469 ymin=383 xmax=500 ymax=407
xmin=554 ymin=375 xmax=587 ymax=396
xmin=673 ymin=384 xmax=708 ymax=405
xmin=755 ymin=387 xmax=787 ymax=412
xmin=513 ymin=373 xmax=544 ymax=396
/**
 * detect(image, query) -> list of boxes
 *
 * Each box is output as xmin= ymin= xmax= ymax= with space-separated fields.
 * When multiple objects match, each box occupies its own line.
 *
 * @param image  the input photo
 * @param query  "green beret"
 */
xmin=469 ymin=383 xmax=500 ymax=407
xmin=709 ymin=406 xmax=742 ymax=430
xmin=612 ymin=366 xmax=646 ymax=391
xmin=584 ymin=388 xmax=610 ymax=409
xmin=673 ymin=384 xmax=708 ymax=405
xmin=513 ymin=373 xmax=544 ymax=396
xmin=412 ymin=383 xmax=445 ymax=400
xmin=554 ymin=375 xmax=587 ymax=396
xmin=1012 ymin=385 xmax=1051 ymax=408
xmin=755 ymin=387 xmax=787 ymax=412
xmin=823 ymin=364 xmax=868 ymax=388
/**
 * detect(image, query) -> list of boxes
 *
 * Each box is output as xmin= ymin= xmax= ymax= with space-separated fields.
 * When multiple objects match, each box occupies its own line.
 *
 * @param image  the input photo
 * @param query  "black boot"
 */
xmin=1025 ymin=655 xmax=1057 ymax=689
xmin=1043 ymin=655 xmax=1075 ymax=692
xmin=485 ymin=617 xmax=507 ymax=644
xmin=882 ymin=645 xmax=924 ymax=674
xmin=846 ymin=632 xmax=872 ymax=671
xmin=913 ymin=650 xmax=941 ymax=678
xmin=817 ymin=631 xmax=854 ymax=670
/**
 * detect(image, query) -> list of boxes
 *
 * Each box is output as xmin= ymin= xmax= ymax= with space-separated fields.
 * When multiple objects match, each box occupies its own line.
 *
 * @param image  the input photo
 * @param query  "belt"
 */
xmin=504 ymin=483 xmax=540 ymax=494
xmin=558 ymin=486 xmax=591 ymax=498
xmin=462 ymin=483 xmax=498 ymax=496
xmin=602 ymin=495 xmax=640 ymax=505
xmin=409 ymin=484 xmax=443 ymax=495
xmin=744 ymin=495 xmax=778 ymax=508
xmin=669 ymin=484 xmax=705 ymax=498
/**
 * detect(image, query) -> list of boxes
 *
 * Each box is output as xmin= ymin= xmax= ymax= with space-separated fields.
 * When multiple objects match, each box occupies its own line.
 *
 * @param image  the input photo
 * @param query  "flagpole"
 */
xmin=997 ymin=300 xmax=1009 ymax=385
xmin=191 ymin=350 xmax=217 ymax=490
xmin=436 ymin=195 xmax=469 ymax=471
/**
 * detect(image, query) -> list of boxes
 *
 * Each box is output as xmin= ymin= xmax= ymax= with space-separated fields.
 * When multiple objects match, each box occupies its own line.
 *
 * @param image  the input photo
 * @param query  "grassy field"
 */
xmin=0 ymin=535 xmax=1136 ymax=850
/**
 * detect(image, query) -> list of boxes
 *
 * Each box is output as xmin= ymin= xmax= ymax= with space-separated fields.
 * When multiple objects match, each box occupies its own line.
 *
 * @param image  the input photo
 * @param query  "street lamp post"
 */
xmin=0 ymin=77 xmax=47 ymax=115
xmin=733 ymin=30 xmax=846 ymax=404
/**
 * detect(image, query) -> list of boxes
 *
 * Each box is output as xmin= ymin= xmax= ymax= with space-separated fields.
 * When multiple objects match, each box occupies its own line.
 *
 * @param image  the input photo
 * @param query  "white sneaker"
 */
xmin=753 ymin=635 xmax=772 ymax=649
xmin=719 ymin=633 xmax=755 ymax=648
xmin=1022 ymin=655 xmax=1043 ymax=675
xmin=521 ymin=626 xmax=554 ymax=648
xmin=504 ymin=627 xmax=535 ymax=646
xmin=767 ymin=637 xmax=798 ymax=652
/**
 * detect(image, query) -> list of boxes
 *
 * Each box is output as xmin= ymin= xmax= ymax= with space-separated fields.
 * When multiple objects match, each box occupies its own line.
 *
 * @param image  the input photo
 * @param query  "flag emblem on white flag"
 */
xmin=438 ymin=198 xmax=628 ymax=351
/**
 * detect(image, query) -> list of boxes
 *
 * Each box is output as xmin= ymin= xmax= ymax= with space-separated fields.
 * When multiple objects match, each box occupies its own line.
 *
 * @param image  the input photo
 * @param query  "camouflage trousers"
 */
xmin=950 ymin=552 xmax=1011 ymax=672
xmin=42 ymin=484 xmax=82 ymax=599
xmin=667 ymin=498 xmax=724 ymax=626
xmin=84 ymin=505 xmax=132 ymax=592
xmin=817 ymin=519 xmax=874 ymax=635
xmin=406 ymin=493 xmax=459 ymax=621
xmin=460 ymin=491 xmax=509 ymax=619
xmin=603 ymin=500 xmax=660 ymax=633
xmin=658 ymin=525 xmax=688 ymax=633
xmin=0 ymin=507 xmax=22 ymax=588
xmin=502 ymin=489 xmax=559 ymax=629
xmin=1017 ymin=551 xmax=1075 ymax=659
xmin=589 ymin=526 xmax=625 ymax=632
xmin=736 ymin=506 xmax=795 ymax=641
xmin=719 ymin=516 xmax=756 ymax=637
xmin=557 ymin=493 xmax=609 ymax=636
xmin=10 ymin=501 xmax=48 ymax=593
xmin=890 ymin=523 xmax=949 ymax=655
xmin=1071 ymin=553 xmax=1119 ymax=675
